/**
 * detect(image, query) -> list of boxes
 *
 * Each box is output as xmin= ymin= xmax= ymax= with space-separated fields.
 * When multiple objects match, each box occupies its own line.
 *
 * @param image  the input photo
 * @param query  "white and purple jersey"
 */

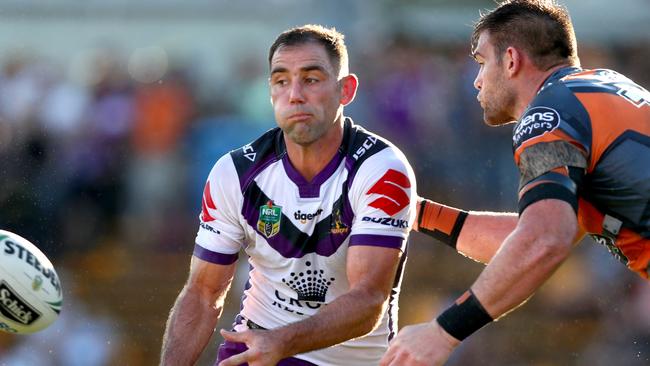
xmin=194 ymin=118 xmax=416 ymax=366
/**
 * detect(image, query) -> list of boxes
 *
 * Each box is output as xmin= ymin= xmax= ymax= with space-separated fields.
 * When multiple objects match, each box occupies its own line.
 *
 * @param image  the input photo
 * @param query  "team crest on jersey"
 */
xmin=258 ymin=200 xmax=282 ymax=238
xmin=330 ymin=208 xmax=349 ymax=234
xmin=513 ymin=106 xmax=560 ymax=147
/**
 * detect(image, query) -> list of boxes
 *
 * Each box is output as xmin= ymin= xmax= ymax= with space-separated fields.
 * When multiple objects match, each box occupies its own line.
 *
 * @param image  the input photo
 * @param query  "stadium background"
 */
xmin=0 ymin=0 xmax=648 ymax=364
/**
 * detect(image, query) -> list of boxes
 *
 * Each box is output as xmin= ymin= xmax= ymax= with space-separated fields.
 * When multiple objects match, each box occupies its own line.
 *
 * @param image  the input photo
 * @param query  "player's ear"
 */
xmin=339 ymin=74 xmax=358 ymax=106
xmin=504 ymin=46 xmax=522 ymax=77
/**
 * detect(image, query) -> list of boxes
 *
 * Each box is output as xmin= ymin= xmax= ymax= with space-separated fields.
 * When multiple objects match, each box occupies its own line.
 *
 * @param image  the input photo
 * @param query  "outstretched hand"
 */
xmin=218 ymin=329 xmax=287 ymax=366
xmin=380 ymin=321 xmax=460 ymax=366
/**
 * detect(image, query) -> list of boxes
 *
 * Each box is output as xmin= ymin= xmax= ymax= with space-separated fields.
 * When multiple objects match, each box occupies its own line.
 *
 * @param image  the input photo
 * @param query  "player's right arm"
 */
xmin=160 ymin=257 xmax=236 ymax=366
xmin=416 ymin=197 xmax=517 ymax=263
xmin=161 ymin=153 xmax=246 ymax=365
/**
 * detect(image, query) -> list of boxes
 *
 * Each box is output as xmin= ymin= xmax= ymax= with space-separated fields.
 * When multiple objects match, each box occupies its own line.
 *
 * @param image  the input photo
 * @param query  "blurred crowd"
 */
xmin=0 ymin=34 xmax=649 ymax=365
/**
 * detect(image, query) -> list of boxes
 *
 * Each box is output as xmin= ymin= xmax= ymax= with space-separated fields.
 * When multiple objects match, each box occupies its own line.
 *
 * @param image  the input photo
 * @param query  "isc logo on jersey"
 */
xmin=513 ymin=106 xmax=560 ymax=146
xmin=0 ymin=230 xmax=62 ymax=334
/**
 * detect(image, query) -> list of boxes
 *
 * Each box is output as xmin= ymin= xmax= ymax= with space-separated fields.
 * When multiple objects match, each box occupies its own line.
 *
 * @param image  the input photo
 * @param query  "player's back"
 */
xmin=517 ymin=67 xmax=650 ymax=277
xmin=560 ymin=69 xmax=650 ymax=276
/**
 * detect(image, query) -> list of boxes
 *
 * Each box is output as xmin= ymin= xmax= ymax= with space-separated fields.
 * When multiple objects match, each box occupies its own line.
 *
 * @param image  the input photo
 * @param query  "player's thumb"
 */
xmin=221 ymin=329 xmax=246 ymax=342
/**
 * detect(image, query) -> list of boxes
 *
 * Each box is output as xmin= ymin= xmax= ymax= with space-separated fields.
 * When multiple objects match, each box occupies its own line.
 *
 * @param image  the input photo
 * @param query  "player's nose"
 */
xmin=473 ymin=74 xmax=482 ymax=91
xmin=289 ymin=81 xmax=306 ymax=104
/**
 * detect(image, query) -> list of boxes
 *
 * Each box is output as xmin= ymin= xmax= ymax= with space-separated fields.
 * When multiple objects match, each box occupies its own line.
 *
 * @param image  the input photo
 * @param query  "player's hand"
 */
xmin=380 ymin=321 xmax=460 ymax=366
xmin=218 ymin=329 xmax=286 ymax=366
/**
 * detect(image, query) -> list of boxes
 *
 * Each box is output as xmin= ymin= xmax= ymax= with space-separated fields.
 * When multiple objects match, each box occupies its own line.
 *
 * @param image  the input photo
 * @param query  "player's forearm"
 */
xmin=456 ymin=211 xmax=517 ymax=263
xmin=471 ymin=224 xmax=572 ymax=318
xmin=273 ymin=287 xmax=388 ymax=357
xmin=417 ymin=198 xmax=517 ymax=264
xmin=160 ymin=286 xmax=223 ymax=366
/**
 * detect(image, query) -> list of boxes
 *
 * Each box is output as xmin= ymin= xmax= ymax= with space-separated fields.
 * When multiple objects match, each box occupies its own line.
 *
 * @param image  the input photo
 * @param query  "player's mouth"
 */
xmin=287 ymin=113 xmax=312 ymax=122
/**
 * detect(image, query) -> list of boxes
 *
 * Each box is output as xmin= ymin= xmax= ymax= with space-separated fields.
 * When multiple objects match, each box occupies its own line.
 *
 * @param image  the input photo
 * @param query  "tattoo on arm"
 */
xmin=518 ymin=141 xmax=587 ymax=189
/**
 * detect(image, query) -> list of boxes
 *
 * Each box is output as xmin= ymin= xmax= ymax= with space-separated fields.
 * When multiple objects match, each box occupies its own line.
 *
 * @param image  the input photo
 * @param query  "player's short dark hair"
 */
xmin=269 ymin=24 xmax=349 ymax=76
xmin=472 ymin=0 xmax=579 ymax=69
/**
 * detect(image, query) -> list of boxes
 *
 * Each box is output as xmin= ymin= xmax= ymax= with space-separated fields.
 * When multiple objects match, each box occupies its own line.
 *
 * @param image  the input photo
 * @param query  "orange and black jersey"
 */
xmin=513 ymin=67 xmax=650 ymax=279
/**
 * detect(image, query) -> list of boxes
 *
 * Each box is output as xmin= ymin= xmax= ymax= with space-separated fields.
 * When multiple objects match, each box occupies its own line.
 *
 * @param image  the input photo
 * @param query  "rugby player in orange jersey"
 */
xmin=381 ymin=1 xmax=650 ymax=365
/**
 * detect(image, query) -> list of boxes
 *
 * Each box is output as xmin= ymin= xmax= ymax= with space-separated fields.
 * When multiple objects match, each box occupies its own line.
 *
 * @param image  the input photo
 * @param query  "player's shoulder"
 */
xmin=343 ymin=118 xmax=411 ymax=172
xmin=343 ymin=119 xmax=415 ymax=196
xmin=514 ymin=68 xmax=594 ymax=151
xmin=222 ymin=127 xmax=283 ymax=189
xmin=229 ymin=127 xmax=281 ymax=169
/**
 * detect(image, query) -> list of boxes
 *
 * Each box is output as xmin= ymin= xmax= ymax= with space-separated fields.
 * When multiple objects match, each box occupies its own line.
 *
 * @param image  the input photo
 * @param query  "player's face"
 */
xmin=270 ymin=42 xmax=344 ymax=146
xmin=473 ymin=32 xmax=517 ymax=126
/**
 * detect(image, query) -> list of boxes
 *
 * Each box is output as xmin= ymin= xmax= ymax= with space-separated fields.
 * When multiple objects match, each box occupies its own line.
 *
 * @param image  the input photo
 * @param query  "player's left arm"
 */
xmin=382 ymin=138 xmax=588 ymax=366
xmin=219 ymin=246 xmax=402 ymax=366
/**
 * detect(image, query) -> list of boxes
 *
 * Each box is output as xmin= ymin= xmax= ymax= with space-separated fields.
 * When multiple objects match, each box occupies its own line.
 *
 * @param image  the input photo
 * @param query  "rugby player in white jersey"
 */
xmin=160 ymin=24 xmax=416 ymax=366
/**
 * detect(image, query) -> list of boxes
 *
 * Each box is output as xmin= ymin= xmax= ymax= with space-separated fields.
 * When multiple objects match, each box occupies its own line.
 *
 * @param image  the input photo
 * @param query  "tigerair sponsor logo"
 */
xmin=513 ymin=106 xmax=560 ymax=146
xmin=0 ymin=282 xmax=41 ymax=325
xmin=293 ymin=209 xmax=323 ymax=224
xmin=362 ymin=216 xmax=409 ymax=228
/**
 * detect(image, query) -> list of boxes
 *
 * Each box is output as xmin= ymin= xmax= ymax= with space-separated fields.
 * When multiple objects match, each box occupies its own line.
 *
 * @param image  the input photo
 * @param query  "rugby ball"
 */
xmin=0 ymin=230 xmax=62 ymax=334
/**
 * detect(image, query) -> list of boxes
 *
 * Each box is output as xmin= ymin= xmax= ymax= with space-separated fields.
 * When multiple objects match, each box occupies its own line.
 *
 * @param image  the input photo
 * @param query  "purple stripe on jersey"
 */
xmin=388 ymin=243 xmax=407 ymax=341
xmin=282 ymin=151 xmax=344 ymax=198
xmin=238 ymin=152 xmax=279 ymax=191
xmin=252 ymin=222 xmax=349 ymax=258
xmin=193 ymin=244 xmax=239 ymax=265
xmin=216 ymin=341 xmax=318 ymax=366
xmin=388 ymin=288 xmax=398 ymax=341
xmin=348 ymin=234 xmax=405 ymax=250
xmin=241 ymin=199 xmax=352 ymax=258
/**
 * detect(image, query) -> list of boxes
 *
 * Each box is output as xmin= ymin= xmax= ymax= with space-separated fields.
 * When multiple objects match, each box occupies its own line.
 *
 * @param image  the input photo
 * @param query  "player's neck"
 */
xmin=514 ymin=63 xmax=572 ymax=118
xmin=285 ymin=121 xmax=344 ymax=183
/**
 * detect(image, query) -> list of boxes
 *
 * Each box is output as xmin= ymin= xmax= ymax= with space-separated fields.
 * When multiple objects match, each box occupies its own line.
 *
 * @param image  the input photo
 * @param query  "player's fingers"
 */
xmin=220 ymin=329 xmax=246 ymax=343
xmin=218 ymin=349 xmax=253 ymax=366
xmin=379 ymin=345 xmax=398 ymax=366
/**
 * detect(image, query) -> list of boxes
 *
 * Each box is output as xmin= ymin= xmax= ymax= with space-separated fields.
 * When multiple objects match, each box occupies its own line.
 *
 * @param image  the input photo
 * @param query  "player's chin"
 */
xmin=483 ymin=112 xmax=515 ymax=127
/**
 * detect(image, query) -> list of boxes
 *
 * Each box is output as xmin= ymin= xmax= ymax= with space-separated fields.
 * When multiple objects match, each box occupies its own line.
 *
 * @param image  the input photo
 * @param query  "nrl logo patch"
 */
xmin=258 ymin=200 xmax=282 ymax=238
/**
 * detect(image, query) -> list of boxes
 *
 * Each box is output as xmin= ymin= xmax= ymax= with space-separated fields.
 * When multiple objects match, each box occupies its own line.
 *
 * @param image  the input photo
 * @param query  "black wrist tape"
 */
xmin=436 ymin=289 xmax=493 ymax=341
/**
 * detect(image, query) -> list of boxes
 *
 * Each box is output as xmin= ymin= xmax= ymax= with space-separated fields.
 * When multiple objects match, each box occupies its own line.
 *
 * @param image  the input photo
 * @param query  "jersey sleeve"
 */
xmin=194 ymin=154 xmax=245 ymax=265
xmin=513 ymin=85 xmax=589 ymax=214
xmin=347 ymin=147 xmax=417 ymax=251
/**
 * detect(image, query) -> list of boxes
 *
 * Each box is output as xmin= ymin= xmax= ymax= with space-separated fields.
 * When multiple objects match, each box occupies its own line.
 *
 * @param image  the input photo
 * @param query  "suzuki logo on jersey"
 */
xmin=257 ymin=200 xmax=282 ymax=238
xmin=294 ymin=209 xmax=323 ymax=224
xmin=200 ymin=181 xmax=217 ymax=222
xmin=513 ymin=106 xmax=560 ymax=147
xmin=366 ymin=169 xmax=411 ymax=216
xmin=362 ymin=216 xmax=409 ymax=228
